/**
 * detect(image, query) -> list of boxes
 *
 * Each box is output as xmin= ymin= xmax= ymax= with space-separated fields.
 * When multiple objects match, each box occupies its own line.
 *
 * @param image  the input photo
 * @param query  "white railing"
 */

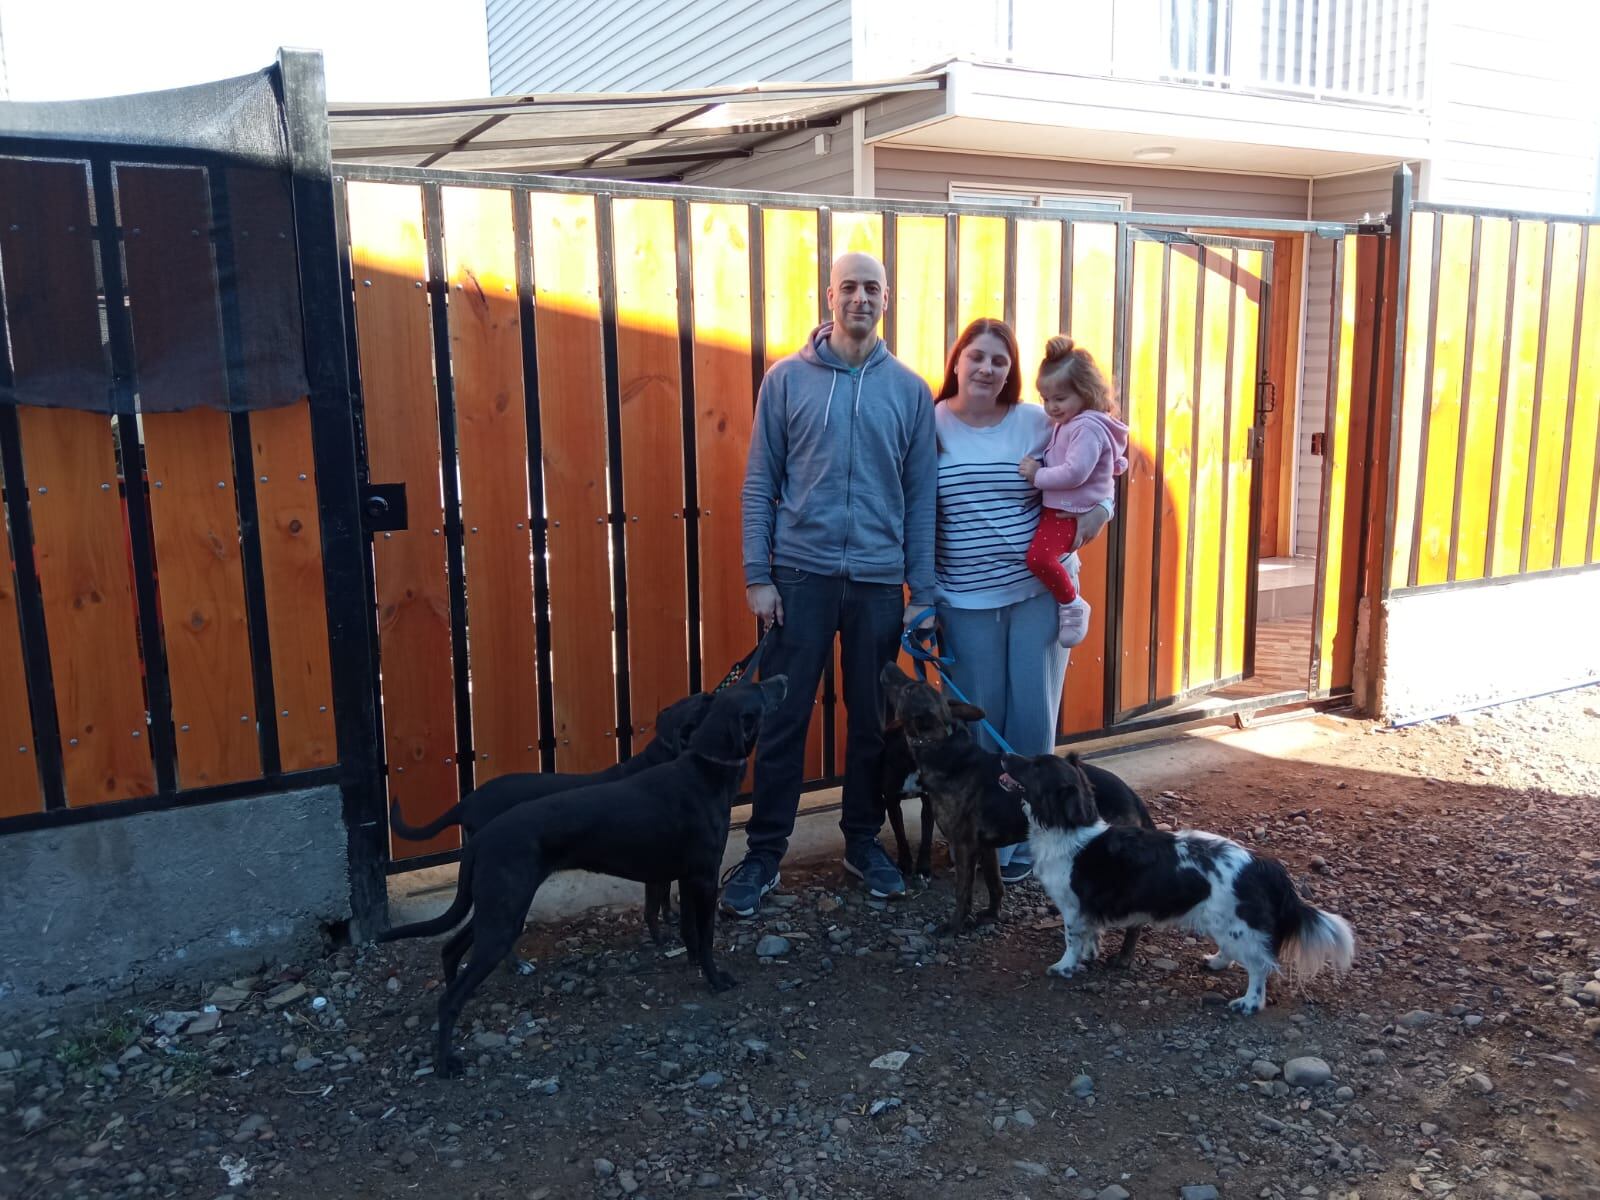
xmin=856 ymin=0 xmax=1429 ymax=110
xmin=1123 ymin=0 xmax=1429 ymax=108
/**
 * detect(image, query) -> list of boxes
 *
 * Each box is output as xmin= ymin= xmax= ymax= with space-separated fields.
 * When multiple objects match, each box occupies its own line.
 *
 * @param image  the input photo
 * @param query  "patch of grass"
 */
xmin=54 ymin=1013 xmax=143 ymax=1071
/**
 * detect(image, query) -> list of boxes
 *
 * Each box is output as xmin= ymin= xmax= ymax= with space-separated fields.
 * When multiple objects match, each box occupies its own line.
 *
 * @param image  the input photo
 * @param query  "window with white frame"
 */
xmin=949 ymin=184 xmax=1132 ymax=213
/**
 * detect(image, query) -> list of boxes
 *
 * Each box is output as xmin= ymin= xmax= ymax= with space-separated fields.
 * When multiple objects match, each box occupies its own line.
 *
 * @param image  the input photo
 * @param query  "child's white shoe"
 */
xmin=1058 ymin=598 xmax=1091 ymax=648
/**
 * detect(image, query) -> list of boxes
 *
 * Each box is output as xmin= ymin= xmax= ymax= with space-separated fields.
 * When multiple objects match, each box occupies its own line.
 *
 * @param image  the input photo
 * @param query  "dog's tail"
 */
xmin=377 ymin=845 xmax=475 ymax=942
xmin=1279 ymin=899 xmax=1356 ymax=982
xmin=388 ymin=799 xmax=464 ymax=842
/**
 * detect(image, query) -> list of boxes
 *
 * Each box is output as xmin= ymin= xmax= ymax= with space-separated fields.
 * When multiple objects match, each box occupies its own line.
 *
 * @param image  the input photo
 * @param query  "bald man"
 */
xmin=725 ymin=252 xmax=938 ymax=916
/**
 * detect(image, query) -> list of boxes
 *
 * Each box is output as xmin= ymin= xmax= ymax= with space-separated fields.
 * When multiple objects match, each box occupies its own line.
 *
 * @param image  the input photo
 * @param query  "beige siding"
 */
xmin=873 ymin=148 xmax=1310 ymax=220
xmin=1297 ymin=168 xmax=1397 ymax=555
xmin=1425 ymin=1 xmax=1600 ymax=212
xmin=683 ymin=124 xmax=855 ymax=196
xmin=489 ymin=0 xmax=851 ymax=94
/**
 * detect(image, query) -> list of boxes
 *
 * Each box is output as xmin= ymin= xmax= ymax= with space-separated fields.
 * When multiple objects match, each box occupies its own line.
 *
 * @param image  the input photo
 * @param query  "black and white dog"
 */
xmin=1001 ymin=751 xmax=1355 ymax=1014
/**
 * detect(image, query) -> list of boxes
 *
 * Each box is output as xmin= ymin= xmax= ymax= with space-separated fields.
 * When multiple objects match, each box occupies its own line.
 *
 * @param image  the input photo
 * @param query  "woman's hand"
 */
xmin=1018 ymin=456 xmax=1040 ymax=483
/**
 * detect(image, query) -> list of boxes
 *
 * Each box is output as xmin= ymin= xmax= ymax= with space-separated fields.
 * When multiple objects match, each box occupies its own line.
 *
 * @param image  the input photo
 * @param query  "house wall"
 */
xmin=871 ymin=148 xmax=1310 ymax=220
xmin=488 ymin=0 xmax=852 ymax=94
xmin=1424 ymin=0 xmax=1600 ymax=213
xmin=683 ymin=123 xmax=855 ymax=195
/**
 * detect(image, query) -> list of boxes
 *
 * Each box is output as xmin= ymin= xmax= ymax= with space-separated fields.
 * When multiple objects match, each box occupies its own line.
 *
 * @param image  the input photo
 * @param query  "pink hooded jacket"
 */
xmin=1031 ymin=409 xmax=1130 ymax=513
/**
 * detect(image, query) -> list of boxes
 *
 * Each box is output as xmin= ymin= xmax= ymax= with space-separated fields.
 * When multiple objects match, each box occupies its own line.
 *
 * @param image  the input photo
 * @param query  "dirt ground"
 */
xmin=2 ymin=689 xmax=1599 ymax=1200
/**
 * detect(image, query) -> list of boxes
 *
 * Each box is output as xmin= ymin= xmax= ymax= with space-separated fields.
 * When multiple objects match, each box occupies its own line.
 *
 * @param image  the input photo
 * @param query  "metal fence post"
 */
xmin=277 ymin=47 xmax=389 ymax=938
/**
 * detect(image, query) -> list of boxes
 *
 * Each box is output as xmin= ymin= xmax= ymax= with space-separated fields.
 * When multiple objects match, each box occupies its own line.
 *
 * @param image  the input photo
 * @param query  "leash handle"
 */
xmin=898 ymin=610 xmax=1017 ymax=756
xmin=713 ymin=627 xmax=773 ymax=693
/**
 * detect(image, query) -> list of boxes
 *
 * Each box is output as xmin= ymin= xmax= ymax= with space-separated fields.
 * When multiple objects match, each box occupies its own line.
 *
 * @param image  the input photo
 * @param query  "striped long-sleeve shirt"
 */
xmin=934 ymin=400 xmax=1058 ymax=610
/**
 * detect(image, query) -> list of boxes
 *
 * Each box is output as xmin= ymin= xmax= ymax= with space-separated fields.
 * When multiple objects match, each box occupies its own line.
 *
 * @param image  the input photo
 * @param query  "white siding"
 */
xmin=873 ymin=149 xmax=1311 ymax=220
xmin=1299 ymin=167 xmax=1397 ymax=556
xmin=682 ymin=124 xmax=854 ymax=195
xmin=1424 ymin=0 xmax=1600 ymax=212
xmin=489 ymin=0 xmax=852 ymax=94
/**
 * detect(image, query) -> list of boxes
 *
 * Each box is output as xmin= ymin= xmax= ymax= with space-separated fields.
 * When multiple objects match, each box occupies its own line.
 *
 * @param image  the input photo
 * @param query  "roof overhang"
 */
xmin=870 ymin=59 xmax=1428 ymax=178
xmin=329 ymin=74 xmax=945 ymax=179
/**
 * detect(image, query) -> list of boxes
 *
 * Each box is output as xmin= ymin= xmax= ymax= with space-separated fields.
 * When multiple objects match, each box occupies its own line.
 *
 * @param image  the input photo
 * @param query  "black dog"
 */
xmin=880 ymin=720 xmax=936 ymax=880
xmin=389 ymin=690 xmax=714 ymax=943
xmin=880 ymin=663 xmax=1154 ymax=952
xmin=379 ymin=677 xmax=786 ymax=1077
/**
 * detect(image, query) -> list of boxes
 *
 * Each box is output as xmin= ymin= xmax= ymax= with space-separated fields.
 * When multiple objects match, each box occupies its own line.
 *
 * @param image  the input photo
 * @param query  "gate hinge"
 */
xmin=1247 ymin=427 xmax=1265 ymax=460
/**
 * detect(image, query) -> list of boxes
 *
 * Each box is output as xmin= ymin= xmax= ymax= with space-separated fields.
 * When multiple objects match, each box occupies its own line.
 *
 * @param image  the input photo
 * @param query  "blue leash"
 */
xmin=900 ymin=607 xmax=1017 ymax=756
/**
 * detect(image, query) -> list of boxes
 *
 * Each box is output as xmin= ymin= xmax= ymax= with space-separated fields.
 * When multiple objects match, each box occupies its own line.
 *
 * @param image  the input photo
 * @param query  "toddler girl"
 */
xmin=1019 ymin=335 xmax=1129 ymax=648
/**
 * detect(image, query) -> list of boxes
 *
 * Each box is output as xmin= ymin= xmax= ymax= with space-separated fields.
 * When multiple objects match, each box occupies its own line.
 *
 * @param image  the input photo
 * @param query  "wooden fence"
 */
xmin=0 ymin=155 xmax=338 ymax=820
xmin=1385 ymin=204 xmax=1600 ymax=592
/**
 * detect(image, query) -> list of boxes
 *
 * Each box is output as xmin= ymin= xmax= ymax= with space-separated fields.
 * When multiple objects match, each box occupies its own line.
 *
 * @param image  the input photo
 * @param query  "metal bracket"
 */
xmin=1247 ymin=427 xmax=1265 ymax=461
xmin=361 ymin=482 xmax=408 ymax=532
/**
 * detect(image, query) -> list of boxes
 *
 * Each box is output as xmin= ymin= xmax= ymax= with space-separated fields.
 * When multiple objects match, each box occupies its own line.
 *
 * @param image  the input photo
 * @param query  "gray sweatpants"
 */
xmin=936 ymin=561 xmax=1075 ymax=867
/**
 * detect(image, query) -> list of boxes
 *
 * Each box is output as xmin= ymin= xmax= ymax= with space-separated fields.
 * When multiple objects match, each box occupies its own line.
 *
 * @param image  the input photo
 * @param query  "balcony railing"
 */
xmin=858 ymin=0 xmax=1429 ymax=110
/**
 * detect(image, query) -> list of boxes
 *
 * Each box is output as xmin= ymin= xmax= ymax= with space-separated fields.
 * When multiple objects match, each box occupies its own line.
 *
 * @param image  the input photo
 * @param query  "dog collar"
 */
xmin=693 ymin=750 xmax=753 ymax=767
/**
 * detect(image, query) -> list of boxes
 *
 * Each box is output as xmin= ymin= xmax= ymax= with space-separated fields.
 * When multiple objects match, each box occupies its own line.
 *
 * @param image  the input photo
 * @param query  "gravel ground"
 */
xmin=2 ymin=689 xmax=1598 ymax=1200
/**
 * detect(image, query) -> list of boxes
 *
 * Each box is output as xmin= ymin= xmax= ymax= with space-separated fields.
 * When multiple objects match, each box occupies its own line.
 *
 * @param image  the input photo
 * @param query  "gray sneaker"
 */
xmin=720 ymin=857 xmax=779 ymax=918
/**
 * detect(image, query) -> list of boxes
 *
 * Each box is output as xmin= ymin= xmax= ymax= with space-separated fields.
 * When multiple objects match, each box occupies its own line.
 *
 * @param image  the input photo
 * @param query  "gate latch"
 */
xmin=362 ymin=482 xmax=408 ymax=533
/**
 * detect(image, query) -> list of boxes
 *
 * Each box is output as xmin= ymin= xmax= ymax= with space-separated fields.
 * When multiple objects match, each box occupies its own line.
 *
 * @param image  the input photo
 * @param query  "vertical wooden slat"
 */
xmin=1315 ymin=240 xmax=1359 ymax=694
xmin=0 ymin=523 xmax=41 ymax=816
xmin=1489 ymin=221 xmax=1548 ymax=577
xmin=1062 ymin=222 xmax=1117 ymax=732
xmin=1222 ymin=249 xmax=1264 ymax=682
xmin=831 ymin=211 xmax=883 ymax=258
xmin=1013 ymin=219 xmax=1062 ymax=377
xmin=347 ymin=180 xmax=458 ymax=856
xmin=530 ymin=189 xmax=619 ymax=773
xmin=249 ymin=402 xmax=335 ymax=770
xmin=1412 ymin=213 xmax=1474 ymax=587
xmin=1523 ymin=223 xmax=1581 ymax=575
xmin=1119 ymin=239 xmax=1164 ymax=713
xmin=1452 ymin=219 xmax=1513 ymax=584
xmin=956 ymin=215 xmax=1006 ymax=332
xmin=895 ymin=215 xmax=949 ymax=390
xmin=0 ymin=159 xmax=154 ymax=804
xmin=19 ymin=409 xmax=155 ymax=804
xmin=1186 ymin=246 xmax=1232 ymax=692
xmin=761 ymin=206 xmax=825 ymax=782
xmin=612 ymin=196 xmax=690 ymax=744
xmin=143 ymin=411 xmax=259 ymax=785
xmin=440 ymin=186 xmax=540 ymax=783
xmin=118 ymin=164 xmax=259 ymax=788
xmin=1156 ymin=244 xmax=1199 ymax=702
xmin=1261 ymin=234 xmax=1305 ymax=557
xmin=1562 ymin=237 xmax=1600 ymax=569
xmin=1388 ymin=210 xmax=1436 ymax=590
xmin=689 ymin=203 xmax=756 ymax=695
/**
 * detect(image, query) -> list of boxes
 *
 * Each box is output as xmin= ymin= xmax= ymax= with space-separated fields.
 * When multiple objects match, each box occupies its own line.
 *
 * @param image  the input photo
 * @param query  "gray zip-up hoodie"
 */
xmin=742 ymin=323 xmax=937 ymax=603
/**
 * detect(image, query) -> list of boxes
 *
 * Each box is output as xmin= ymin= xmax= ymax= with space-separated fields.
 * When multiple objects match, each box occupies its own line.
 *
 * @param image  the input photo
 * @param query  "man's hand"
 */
xmin=747 ymin=583 xmax=783 ymax=629
xmin=1018 ymin=456 xmax=1041 ymax=483
xmin=903 ymin=603 xmax=936 ymax=631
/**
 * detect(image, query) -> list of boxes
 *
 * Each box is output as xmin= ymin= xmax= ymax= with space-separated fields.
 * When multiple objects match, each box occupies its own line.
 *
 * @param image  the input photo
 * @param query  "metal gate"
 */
xmin=331 ymin=164 xmax=1378 ymax=870
xmin=1113 ymin=232 xmax=1273 ymax=719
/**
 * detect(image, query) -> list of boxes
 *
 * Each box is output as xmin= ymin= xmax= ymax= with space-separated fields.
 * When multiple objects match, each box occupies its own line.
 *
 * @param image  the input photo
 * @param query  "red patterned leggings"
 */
xmin=1025 ymin=509 xmax=1082 ymax=604
xmin=1025 ymin=503 xmax=1113 ymax=605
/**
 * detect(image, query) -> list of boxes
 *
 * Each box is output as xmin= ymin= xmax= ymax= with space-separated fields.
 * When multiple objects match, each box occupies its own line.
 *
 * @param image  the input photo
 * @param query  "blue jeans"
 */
xmin=743 ymin=569 xmax=905 ymax=868
xmin=937 ymin=584 xmax=1072 ymax=868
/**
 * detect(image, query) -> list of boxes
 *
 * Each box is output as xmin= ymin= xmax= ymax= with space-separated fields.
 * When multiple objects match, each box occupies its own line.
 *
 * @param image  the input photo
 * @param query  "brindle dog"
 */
xmin=879 ymin=663 xmax=1155 ymax=957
